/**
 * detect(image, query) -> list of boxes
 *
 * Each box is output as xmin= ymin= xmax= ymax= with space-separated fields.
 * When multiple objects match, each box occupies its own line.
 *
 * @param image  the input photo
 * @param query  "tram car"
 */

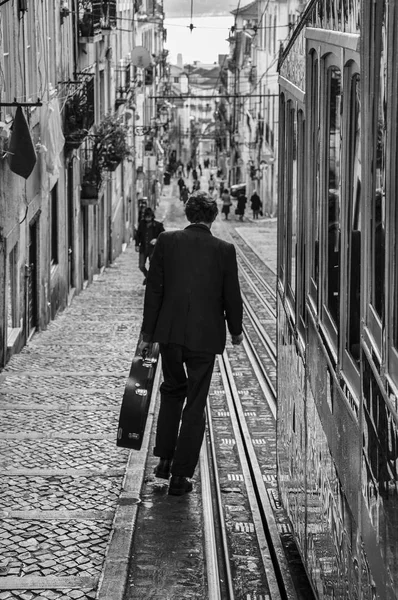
xmin=276 ymin=1 xmax=397 ymax=598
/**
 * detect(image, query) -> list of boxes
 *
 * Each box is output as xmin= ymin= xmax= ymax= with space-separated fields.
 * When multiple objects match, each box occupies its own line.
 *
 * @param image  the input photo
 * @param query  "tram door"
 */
xmin=27 ymin=220 xmax=38 ymax=336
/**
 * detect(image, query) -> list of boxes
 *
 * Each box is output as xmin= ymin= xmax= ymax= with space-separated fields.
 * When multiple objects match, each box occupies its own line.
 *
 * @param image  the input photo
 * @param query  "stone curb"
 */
xmin=96 ymin=359 xmax=162 ymax=600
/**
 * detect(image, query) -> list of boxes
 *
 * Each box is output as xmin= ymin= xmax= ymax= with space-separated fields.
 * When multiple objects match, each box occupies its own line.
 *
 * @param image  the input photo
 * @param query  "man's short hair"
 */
xmin=143 ymin=207 xmax=154 ymax=218
xmin=185 ymin=191 xmax=218 ymax=224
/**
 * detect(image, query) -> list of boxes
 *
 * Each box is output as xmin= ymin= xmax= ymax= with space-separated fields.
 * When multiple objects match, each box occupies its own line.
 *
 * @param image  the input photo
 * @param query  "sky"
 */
xmin=164 ymin=16 xmax=234 ymax=65
xmin=163 ymin=0 xmax=238 ymax=18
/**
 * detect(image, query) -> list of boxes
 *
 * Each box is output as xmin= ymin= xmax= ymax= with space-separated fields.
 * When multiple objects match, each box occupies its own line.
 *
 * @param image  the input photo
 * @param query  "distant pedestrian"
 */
xmin=250 ymin=190 xmax=262 ymax=219
xmin=236 ymin=192 xmax=247 ymax=221
xmin=192 ymin=168 xmax=198 ymax=181
xmin=135 ymin=208 xmax=165 ymax=285
xmin=177 ymin=176 xmax=185 ymax=200
xmin=138 ymin=191 xmax=243 ymax=496
xmin=193 ymin=179 xmax=201 ymax=191
xmin=208 ymin=174 xmax=215 ymax=196
xmin=181 ymin=185 xmax=189 ymax=204
xmin=221 ymin=188 xmax=232 ymax=220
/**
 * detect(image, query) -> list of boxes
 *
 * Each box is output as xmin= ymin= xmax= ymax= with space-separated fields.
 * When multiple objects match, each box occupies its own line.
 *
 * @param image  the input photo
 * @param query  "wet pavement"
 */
xmin=0 ymin=181 xmax=277 ymax=600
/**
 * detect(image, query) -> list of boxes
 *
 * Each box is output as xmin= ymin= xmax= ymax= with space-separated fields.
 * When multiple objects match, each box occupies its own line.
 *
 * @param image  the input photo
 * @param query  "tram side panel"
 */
xmin=277 ymin=303 xmax=362 ymax=600
xmin=305 ymin=318 xmax=361 ymax=600
xmin=276 ymin=302 xmax=306 ymax=552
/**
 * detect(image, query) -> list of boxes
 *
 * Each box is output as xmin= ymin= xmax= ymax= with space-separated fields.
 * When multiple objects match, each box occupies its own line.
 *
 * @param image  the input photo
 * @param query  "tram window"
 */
xmin=326 ymin=67 xmax=342 ymax=326
xmin=297 ymin=110 xmax=306 ymax=328
xmin=347 ymin=73 xmax=361 ymax=362
xmin=278 ymin=93 xmax=286 ymax=285
xmin=287 ymin=105 xmax=297 ymax=301
xmin=372 ymin=23 xmax=386 ymax=321
xmin=309 ymin=54 xmax=320 ymax=302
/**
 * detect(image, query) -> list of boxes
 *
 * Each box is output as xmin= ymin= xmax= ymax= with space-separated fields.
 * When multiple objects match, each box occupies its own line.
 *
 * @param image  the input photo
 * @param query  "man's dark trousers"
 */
xmin=139 ymin=251 xmax=151 ymax=278
xmin=154 ymin=343 xmax=215 ymax=478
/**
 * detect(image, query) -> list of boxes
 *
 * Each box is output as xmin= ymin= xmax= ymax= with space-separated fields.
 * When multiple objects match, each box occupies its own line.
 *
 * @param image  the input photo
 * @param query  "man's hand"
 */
xmin=231 ymin=333 xmax=243 ymax=345
xmin=135 ymin=246 xmax=140 ymax=253
xmin=138 ymin=340 xmax=153 ymax=358
xmin=150 ymin=238 xmax=157 ymax=246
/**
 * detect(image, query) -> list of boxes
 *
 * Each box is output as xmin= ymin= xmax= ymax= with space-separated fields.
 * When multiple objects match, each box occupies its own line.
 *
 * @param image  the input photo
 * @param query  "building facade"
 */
xmin=227 ymin=0 xmax=305 ymax=215
xmin=0 ymin=0 xmax=166 ymax=368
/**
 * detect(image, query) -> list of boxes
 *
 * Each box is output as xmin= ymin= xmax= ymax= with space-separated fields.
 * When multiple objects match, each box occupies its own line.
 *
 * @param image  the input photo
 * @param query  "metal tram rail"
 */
xmin=197 ymin=233 xmax=298 ymax=598
xmin=234 ymin=244 xmax=277 ymax=321
xmin=199 ymin=341 xmax=297 ymax=599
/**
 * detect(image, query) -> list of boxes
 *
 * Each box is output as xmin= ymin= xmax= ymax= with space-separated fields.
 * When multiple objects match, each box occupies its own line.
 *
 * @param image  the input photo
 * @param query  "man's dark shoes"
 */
xmin=153 ymin=458 xmax=172 ymax=480
xmin=168 ymin=475 xmax=193 ymax=496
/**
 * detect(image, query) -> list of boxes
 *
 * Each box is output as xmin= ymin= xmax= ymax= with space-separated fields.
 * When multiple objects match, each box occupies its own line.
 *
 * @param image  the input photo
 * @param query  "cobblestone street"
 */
xmin=0 ymin=184 xmax=277 ymax=600
xmin=0 ymin=210 xmax=147 ymax=599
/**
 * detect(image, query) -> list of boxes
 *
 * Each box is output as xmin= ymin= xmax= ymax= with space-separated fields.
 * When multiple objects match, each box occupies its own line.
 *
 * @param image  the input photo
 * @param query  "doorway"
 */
xmin=27 ymin=219 xmax=39 ymax=336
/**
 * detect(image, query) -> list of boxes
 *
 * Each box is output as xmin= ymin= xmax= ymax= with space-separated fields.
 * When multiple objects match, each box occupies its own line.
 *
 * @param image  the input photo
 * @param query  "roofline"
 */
xmin=231 ymin=0 xmax=258 ymax=17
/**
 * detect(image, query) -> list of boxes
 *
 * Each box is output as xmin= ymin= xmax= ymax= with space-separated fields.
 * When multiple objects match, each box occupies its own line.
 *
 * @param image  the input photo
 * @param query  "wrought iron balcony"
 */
xmin=77 ymin=0 xmax=116 ymax=42
xmin=64 ymin=75 xmax=95 ymax=150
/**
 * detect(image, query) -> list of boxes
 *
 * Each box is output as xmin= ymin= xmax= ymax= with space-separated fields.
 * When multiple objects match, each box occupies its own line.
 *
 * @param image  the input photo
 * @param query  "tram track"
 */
xmin=198 ymin=230 xmax=299 ymax=598
xmin=127 ymin=223 xmax=312 ymax=599
xmin=198 ymin=227 xmax=305 ymax=599
xmin=200 ymin=341 xmax=297 ymax=599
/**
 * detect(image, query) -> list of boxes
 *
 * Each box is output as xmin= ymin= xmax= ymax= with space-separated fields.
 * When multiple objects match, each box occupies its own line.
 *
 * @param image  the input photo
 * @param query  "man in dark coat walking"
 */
xmin=135 ymin=207 xmax=165 ymax=285
xmin=250 ymin=190 xmax=262 ymax=219
xmin=138 ymin=191 xmax=243 ymax=496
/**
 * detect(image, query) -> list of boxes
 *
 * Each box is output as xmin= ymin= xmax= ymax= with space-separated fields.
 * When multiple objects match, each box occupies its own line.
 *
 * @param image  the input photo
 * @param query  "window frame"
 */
xmin=319 ymin=53 xmax=342 ymax=352
xmin=307 ymin=49 xmax=320 ymax=310
xmin=296 ymin=109 xmax=306 ymax=337
xmin=23 ymin=4 xmax=37 ymax=101
xmin=341 ymin=62 xmax=361 ymax=392
xmin=50 ymin=184 xmax=59 ymax=268
xmin=286 ymin=101 xmax=297 ymax=307
xmin=386 ymin=2 xmax=398 ymax=384
xmin=1 ymin=2 xmax=13 ymax=103
xmin=277 ymin=92 xmax=286 ymax=288
xmin=6 ymin=244 xmax=19 ymax=333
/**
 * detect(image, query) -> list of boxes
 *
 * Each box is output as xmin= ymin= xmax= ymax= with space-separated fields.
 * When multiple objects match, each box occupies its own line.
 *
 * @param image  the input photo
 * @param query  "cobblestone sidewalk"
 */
xmin=0 ymin=232 xmax=147 ymax=599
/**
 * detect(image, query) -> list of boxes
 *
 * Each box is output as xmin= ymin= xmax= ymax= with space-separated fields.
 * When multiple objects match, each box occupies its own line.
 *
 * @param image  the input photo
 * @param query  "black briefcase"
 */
xmin=116 ymin=343 xmax=159 ymax=450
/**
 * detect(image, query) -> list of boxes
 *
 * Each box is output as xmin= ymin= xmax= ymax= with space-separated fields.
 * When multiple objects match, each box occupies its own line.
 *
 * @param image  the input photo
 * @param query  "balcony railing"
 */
xmin=78 ymin=0 xmax=102 ymax=40
xmin=78 ymin=1 xmax=116 ymax=41
xmin=64 ymin=75 xmax=95 ymax=150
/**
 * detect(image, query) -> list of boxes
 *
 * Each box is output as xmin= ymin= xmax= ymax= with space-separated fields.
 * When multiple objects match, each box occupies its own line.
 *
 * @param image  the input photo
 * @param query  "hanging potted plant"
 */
xmin=94 ymin=113 xmax=131 ymax=172
xmin=80 ymin=113 xmax=130 ymax=204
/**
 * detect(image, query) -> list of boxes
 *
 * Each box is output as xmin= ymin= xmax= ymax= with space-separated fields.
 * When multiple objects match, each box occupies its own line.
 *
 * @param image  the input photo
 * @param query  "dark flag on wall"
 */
xmin=9 ymin=106 xmax=37 ymax=179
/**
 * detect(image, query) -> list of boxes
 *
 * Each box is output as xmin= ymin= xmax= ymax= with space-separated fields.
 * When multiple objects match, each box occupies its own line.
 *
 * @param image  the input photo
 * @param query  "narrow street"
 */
xmin=0 ymin=183 xmax=277 ymax=600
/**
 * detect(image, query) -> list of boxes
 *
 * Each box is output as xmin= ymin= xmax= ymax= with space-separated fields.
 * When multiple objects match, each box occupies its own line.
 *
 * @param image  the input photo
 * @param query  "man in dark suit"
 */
xmin=138 ymin=191 xmax=243 ymax=496
xmin=135 ymin=207 xmax=165 ymax=285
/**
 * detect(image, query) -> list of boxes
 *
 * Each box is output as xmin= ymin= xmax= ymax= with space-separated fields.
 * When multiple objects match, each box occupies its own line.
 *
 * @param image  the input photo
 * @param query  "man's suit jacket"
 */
xmin=141 ymin=224 xmax=243 ymax=355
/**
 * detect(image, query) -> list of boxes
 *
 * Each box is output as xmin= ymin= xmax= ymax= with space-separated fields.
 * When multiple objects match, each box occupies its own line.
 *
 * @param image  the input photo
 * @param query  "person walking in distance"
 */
xmin=138 ymin=191 xmax=243 ymax=496
xmin=250 ymin=189 xmax=262 ymax=219
xmin=221 ymin=188 xmax=233 ymax=220
xmin=135 ymin=207 xmax=165 ymax=285
xmin=236 ymin=191 xmax=247 ymax=221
